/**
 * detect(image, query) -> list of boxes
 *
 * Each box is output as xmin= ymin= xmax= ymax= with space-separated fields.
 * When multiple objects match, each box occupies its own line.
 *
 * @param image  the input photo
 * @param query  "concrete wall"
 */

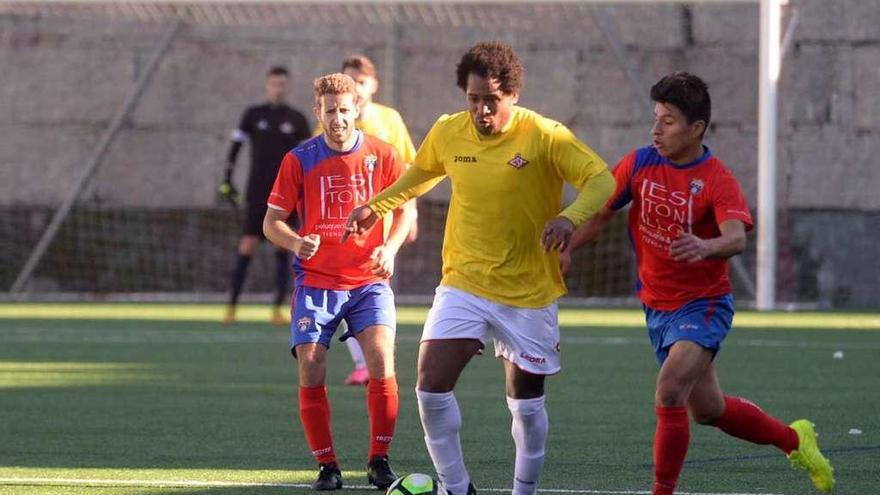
xmin=1 ymin=1 xmax=879 ymax=306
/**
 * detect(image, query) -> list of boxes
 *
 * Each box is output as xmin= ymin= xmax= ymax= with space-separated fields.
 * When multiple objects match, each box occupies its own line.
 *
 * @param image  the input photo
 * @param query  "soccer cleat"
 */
xmin=447 ymin=481 xmax=477 ymax=495
xmin=311 ymin=462 xmax=343 ymax=491
xmin=344 ymin=366 xmax=369 ymax=386
xmin=269 ymin=308 xmax=289 ymax=326
xmin=222 ymin=306 xmax=237 ymax=325
xmin=366 ymin=455 xmax=397 ymax=490
xmin=788 ymin=419 xmax=835 ymax=493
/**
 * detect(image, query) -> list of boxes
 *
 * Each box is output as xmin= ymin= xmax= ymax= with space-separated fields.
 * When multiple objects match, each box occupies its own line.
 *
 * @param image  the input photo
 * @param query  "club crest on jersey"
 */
xmin=296 ymin=316 xmax=313 ymax=332
xmin=689 ymin=178 xmax=704 ymax=195
xmin=280 ymin=121 xmax=294 ymax=134
xmin=508 ymin=152 xmax=529 ymax=169
xmin=257 ymin=119 xmax=269 ymax=131
xmin=364 ymin=155 xmax=377 ymax=173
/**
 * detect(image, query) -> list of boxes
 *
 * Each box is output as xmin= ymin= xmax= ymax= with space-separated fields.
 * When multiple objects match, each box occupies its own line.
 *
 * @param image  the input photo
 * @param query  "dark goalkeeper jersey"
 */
xmin=231 ymin=102 xmax=310 ymax=205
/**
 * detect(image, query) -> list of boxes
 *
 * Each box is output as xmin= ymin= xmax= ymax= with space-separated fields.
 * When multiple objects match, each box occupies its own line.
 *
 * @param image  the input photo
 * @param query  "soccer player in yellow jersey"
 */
xmin=317 ymin=55 xmax=421 ymax=386
xmin=344 ymin=42 xmax=616 ymax=495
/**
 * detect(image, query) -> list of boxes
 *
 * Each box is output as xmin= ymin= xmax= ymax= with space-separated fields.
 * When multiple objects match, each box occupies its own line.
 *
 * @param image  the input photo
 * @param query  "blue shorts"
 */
xmin=290 ymin=282 xmax=396 ymax=355
xmin=644 ymin=294 xmax=735 ymax=364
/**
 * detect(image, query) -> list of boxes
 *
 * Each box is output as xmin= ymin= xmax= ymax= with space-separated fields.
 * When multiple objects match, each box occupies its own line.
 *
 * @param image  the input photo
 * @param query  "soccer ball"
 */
xmin=385 ymin=473 xmax=446 ymax=495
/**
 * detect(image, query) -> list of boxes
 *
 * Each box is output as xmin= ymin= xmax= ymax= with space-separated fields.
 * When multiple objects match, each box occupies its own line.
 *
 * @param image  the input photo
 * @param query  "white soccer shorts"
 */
xmin=421 ymin=285 xmax=561 ymax=375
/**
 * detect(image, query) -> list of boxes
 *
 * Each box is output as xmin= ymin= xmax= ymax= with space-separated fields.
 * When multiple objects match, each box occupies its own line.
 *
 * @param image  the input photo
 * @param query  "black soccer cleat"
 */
xmin=311 ymin=462 xmax=343 ymax=491
xmin=366 ymin=455 xmax=397 ymax=490
xmin=447 ymin=481 xmax=477 ymax=495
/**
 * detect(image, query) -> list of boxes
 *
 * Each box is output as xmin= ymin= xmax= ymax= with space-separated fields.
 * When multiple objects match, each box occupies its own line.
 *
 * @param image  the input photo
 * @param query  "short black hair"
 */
xmin=455 ymin=41 xmax=524 ymax=94
xmin=267 ymin=65 xmax=289 ymax=78
xmin=650 ymin=72 xmax=711 ymax=136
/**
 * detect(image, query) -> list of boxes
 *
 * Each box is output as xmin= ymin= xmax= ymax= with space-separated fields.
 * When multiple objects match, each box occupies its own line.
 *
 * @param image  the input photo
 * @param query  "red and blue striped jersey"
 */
xmin=608 ymin=146 xmax=753 ymax=310
xmin=268 ymin=131 xmax=404 ymax=290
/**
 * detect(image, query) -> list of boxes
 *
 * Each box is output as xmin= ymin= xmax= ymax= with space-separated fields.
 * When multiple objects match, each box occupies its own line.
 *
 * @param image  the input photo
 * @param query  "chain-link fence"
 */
xmin=2 ymin=1 xmax=878 ymax=308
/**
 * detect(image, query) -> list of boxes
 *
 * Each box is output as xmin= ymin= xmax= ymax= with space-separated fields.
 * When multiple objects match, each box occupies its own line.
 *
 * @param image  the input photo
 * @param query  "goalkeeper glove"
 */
xmin=219 ymin=181 xmax=242 ymax=205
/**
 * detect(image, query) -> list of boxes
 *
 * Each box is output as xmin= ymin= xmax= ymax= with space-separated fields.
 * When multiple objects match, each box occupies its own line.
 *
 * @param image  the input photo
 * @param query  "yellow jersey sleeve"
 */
xmin=369 ymin=167 xmax=445 ymax=217
xmin=367 ymin=116 xmax=449 ymax=216
xmin=543 ymin=122 xmax=614 ymax=226
xmin=412 ymin=116 xmax=449 ymax=174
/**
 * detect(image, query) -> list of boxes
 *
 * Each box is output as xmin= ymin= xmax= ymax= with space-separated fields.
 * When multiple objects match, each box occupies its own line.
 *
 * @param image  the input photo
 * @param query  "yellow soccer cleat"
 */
xmin=222 ymin=306 xmax=237 ymax=325
xmin=788 ymin=419 xmax=835 ymax=493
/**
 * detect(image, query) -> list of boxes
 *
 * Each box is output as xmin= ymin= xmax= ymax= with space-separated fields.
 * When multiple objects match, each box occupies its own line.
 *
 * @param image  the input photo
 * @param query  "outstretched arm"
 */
xmin=541 ymin=169 xmax=616 ymax=253
xmin=343 ymin=166 xmax=445 ymax=241
xmin=558 ymin=207 xmax=616 ymax=274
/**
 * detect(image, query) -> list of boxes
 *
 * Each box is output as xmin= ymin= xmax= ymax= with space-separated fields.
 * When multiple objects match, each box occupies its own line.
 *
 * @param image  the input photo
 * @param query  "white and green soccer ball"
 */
xmin=385 ymin=473 xmax=446 ymax=495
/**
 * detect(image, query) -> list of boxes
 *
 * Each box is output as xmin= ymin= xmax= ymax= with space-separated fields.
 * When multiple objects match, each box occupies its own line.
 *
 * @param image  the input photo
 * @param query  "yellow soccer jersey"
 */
xmin=315 ymin=102 xmax=416 ymax=164
xmin=369 ymin=106 xmax=613 ymax=308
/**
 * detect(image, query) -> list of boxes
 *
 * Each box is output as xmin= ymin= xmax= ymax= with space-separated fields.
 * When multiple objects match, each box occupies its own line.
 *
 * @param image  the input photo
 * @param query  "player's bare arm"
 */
xmin=558 ymin=207 xmax=616 ymax=274
xmin=263 ymin=207 xmax=320 ymax=260
xmin=669 ymin=219 xmax=746 ymax=263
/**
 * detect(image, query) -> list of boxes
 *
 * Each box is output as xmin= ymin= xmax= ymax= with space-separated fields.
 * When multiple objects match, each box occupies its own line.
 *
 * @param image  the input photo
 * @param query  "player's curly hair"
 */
xmin=342 ymin=54 xmax=377 ymax=78
xmin=650 ymin=72 xmax=712 ymax=137
xmin=313 ymin=73 xmax=357 ymax=102
xmin=455 ymin=41 xmax=524 ymax=94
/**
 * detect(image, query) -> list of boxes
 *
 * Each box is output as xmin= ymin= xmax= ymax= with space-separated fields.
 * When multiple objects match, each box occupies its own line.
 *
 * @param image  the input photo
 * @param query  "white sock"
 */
xmin=416 ymin=389 xmax=471 ymax=495
xmin=345 ymin=328 xmax=366 ymax=368
xmin=507 ymin=396 xmax=548 ymax=495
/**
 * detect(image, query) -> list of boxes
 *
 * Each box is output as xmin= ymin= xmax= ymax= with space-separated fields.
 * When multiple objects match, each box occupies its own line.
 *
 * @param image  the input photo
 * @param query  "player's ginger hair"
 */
xmin=313 ymin=73 xmax=357 ymax=104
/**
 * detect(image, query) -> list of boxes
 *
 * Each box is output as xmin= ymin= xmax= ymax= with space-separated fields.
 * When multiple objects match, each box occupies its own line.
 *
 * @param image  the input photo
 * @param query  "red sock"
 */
xmin=712 ymin=395 xmax=799 ymax=454
xmin=653 ymin=406 xmax=689 ymax=495
xmin=299 ymin=386 xmax=336 ymax=464
xmin=367 ymin=376 xmax=399 ymax=459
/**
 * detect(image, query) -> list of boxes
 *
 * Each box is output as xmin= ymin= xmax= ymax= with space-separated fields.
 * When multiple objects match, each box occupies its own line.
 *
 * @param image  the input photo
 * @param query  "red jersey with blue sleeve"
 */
xmin=267 ymin=130 xmax=404 ymax=290
xmin=608 ymin=146 xmax=753 ymax=310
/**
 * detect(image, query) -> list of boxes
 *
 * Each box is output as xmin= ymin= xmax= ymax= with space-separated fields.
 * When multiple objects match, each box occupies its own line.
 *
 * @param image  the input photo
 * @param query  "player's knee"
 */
xmin=365 ymin=353 xmax=395 ymax=378
xmin=506 ymin=370 xmax=545 ymax=399
xmin=416 ymin=368 xmax=454 ymax=393
xmin=655 ymin=384 xmax=688 ymax=407
xmin=297 ymin=347 xmax=327 ymax=369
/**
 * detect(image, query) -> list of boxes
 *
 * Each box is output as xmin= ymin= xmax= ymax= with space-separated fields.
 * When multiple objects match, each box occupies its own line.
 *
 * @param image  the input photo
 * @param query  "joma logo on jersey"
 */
xmin=454 ymin=155 xmax=478 ymax=163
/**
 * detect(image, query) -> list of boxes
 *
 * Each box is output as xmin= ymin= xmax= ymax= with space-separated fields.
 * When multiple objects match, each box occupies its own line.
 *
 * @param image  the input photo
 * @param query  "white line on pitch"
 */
xmin=1 ymin=328 xmax=879 ymax=350
xmin=0 ymin=477 xmax=785 ymax=495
